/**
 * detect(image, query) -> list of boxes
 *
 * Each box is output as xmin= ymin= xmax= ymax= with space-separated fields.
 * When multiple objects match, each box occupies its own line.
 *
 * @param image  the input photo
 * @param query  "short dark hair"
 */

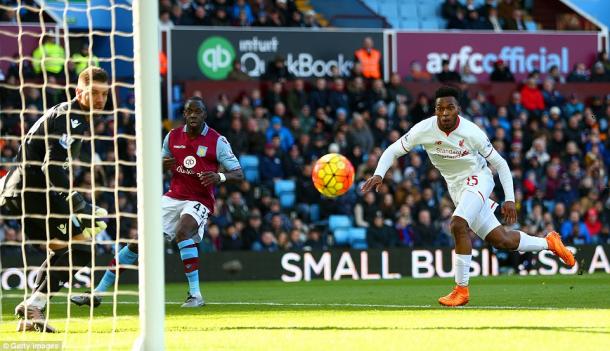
xmin=186 ymin=96 xmax=208 ymax=114
xmin=78 ymin=66 xmax=108 ymax=85
xmin=435 ymin=86 xmax=460 ymax=101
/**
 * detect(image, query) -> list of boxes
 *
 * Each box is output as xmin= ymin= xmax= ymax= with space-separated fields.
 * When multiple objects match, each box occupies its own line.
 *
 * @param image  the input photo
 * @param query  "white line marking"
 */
xmin=2 ymin=297 xmax=606 ymax=310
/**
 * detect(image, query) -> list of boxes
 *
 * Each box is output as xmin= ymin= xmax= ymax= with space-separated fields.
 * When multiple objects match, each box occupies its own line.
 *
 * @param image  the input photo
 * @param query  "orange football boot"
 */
xmin=438 ymin=285 xmax=469 ymax=307
xmin=546 ymin=231 xmax=575 ymax=266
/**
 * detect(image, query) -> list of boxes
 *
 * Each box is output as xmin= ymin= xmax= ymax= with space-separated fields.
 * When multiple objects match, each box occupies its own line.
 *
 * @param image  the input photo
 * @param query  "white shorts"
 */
xmin=449 ymin=168 xmax=501 ymax=239
xmin=161 ymin=195 xmax=210 ymax=242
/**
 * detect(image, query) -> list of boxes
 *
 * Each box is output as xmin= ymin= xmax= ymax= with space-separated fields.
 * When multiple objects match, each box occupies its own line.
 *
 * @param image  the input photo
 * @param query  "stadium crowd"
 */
xmin=158 ymin=0 xmax=320 ymax=29
xmin=2 ymin=48 xmax=610 ymax=258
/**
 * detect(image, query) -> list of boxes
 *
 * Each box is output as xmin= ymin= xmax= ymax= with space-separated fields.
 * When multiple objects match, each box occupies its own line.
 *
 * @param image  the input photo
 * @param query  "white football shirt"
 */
xmin=400 ymin=115 xmax=493 ymax=186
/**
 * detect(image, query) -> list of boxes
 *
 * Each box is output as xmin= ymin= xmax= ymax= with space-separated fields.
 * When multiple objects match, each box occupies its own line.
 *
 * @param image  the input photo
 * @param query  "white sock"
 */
xmin=454 ymin=254 xmax=472 ymax=287
xmin=516 ymin=231 xmax=548 ymax=251
xmin=25 ymin=292 xmax=47 ymax=309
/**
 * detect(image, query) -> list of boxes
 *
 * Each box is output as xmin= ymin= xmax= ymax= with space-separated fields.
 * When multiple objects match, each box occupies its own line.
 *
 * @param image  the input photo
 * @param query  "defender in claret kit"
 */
xmin=72 ymin=97 xmax=243 ymax=308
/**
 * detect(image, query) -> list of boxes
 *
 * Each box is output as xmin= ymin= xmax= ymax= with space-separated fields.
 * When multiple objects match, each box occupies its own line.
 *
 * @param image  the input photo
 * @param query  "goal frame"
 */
xmin=132 ymin=0 xmax=164 ymax=349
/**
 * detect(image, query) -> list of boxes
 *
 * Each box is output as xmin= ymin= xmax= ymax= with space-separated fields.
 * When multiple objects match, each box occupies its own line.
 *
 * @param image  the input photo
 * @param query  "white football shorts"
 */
xmin=449 ymin=168 xmax=501 ymax=239
xmin=161 ymin=195 xmax=210 ymax=242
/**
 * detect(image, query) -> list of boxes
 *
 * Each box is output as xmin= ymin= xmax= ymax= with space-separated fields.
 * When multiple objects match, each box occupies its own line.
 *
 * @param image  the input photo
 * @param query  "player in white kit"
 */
xmin=361 ymin=86 xmax=575 ymax=306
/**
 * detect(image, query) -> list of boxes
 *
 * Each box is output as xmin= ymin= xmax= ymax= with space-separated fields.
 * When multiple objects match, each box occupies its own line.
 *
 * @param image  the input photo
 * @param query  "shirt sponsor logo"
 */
xmin=173 ymin=145 xmax=186 ymax=149
xmin=183 ymin=155 xmax=197 ymax=169
xmin=196 ymin=145 xmax=207 ymax=157
xmin=434 ymin=147 xmax=470 ymax=159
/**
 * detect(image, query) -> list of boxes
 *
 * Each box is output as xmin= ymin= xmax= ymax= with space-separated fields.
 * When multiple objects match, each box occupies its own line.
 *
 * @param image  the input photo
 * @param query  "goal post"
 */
xmin=132 ymin=0 xmax=164 ymax=349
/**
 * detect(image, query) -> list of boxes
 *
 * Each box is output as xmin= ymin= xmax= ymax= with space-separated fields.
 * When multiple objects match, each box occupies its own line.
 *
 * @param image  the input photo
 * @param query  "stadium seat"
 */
xmin=525 ymin=21 xmax=538 ymax=31
xmin=329 ymin=215 xmax=352 ymax=231
xmin=239 ymin=155 xmax=259 ymax=183
xmin=420 ymin=19 xmax=441 ymax=30
xmin=399 ymin=3 xmax=418 ymax=19
xmin=333 ymin=228 xmax=350 ymax=246
xmin=274 ymin=179 xmax=296 ymax=209
xmin=351 ymin=240 xmax=368 ymax=250
xmin=417 ymin=2 xmax=438 ymax=19
xmin=348 ymin=227 xmax=366 ymax=243
xmin=399 ymin=19 xmax=419 ymax=29
xmin=309 ymin=204 xmax=320 ymax=222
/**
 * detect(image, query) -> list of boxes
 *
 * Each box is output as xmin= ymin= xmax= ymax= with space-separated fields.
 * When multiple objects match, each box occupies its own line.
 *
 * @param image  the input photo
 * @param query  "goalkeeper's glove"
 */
xmin=75 ymin=206 xmax=108 ymax=238
xmin=66 ymin=191 xmax=108 ymax=237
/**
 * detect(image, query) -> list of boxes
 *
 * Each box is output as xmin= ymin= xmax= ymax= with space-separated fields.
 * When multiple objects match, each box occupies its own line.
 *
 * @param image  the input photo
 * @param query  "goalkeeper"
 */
xmin=0 ymin=67 xmax=110 ymax=333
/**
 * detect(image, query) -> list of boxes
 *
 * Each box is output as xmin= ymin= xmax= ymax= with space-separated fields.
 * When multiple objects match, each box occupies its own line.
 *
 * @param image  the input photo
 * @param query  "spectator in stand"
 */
xmin=497 ymin=0 xmax=520 ymax=24
xmin=567 ymin=63 xmax=590 ymax=82
xmin=347 ymin=114 xmax=374 ymax=154
xmin=367 ymin=211 xmax=398 ymax=248
xmin=192 ymin=6 xmax=212 ymax=25
xmin=251 ymin=230 xmax=279 ymax=252
xmin=584 ymin=208 xmax=602 ymax=243
xmin=309 ymin=78 xmax=330 ymax=112
xmin=461 ymin=65 xmax=478 ymax=84
xmin=490 ymin=59 xmax=514 ymax=82
xmin=561 ymin=210 xmax=590 ymax=244
xmin=354 ymin=187 xmax=379 ymax=228
xmin=286 ymin=78 xmax=308 ymax=117
xmin=303 ymin=10 xmax=320 ymax=28
xmin=436 ymin=60 xmax=461 ymax=83
xmin=266 ymin=115 xmax=294 ymax=152
xmin=386 ymin=72 xmax=412 ymax=108
xmin=242 ymin=211 xmax=264 ymax=250
xmin=590 ymin=62 xmax=610 ymax=82
xmin=354 ymin=36 xmax=382 ymax=80
xmin=447 ymin=8 xmax=467 ymax=29
xmin=303 ymin=228 xmax=325 ymax=251
xmin=546 ymin=65 xmax=565 ymax=84
xmin=211 ymin=7 xmax=231 ymax=26
xmin=267 ymin=9 xmax=284 ymax=26
xmin=485 ymin=7 xmax=504 ymax=32
xmin=260 ymin=143 xmax=285 ymax=184
xmin=541 ymin=78 xmax=565 ymax=109
xmin=230 ymin=0 xmax=254 ymax=25
xmin=477 ymin=0 xmax=497 ymax=18
xmin=227 ymin=60 xmax=250 ymax=80
xmin=466 ymin=10 xmax=489 ymax=30
xmin=405 ymin=61 xmax=433 ymax=82
xmin=520 ymin=73 xmax=545 ymax=114
xmin=525 ymin=138 xmax=550 ymax=168
xmin=564 ymin=93 xmax=585 ymax=118
xmin=221 ymin=223 xmax=244 ymax=250
xmin=441 ymin=0 xmax=466 ymax=21
xmin=504 ymin=8 xmax=526 ymax=30
xmin=159 ymin=10 xmax=174 ymax=30
xmin=412 ymin=209 xmax=439 ymax=247
xmin=410 ymin=93 xmax=433 ymax=124
xmin=328 ymin=78 xmax=350 ymax=117
xmin=252 ymin=10 xmax=271 ymax=26
xmin=597 ymin=51 xmax=610 ymax=72
xmin=265 ymin=55 xmax=292 ymax=82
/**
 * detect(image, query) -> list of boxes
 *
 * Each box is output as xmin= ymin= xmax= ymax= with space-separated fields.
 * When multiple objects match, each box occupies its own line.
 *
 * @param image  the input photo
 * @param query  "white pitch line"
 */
xmin=3 ymin=299 xmax=605 ymax=310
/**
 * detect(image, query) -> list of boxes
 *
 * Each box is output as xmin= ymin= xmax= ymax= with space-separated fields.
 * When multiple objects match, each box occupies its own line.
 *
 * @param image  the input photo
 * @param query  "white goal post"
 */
xmin=132 ymin=0 xmax=164 ymax=350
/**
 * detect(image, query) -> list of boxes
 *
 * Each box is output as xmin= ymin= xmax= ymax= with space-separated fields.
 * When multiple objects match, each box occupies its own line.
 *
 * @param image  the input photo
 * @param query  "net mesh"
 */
xmin=0 ymin=0 xmax=139 ymax=346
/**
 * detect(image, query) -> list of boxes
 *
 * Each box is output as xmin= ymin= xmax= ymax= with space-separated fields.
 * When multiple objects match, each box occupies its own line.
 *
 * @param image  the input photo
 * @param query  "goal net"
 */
xmin=0 ymin=0 xmax=162 ymax=348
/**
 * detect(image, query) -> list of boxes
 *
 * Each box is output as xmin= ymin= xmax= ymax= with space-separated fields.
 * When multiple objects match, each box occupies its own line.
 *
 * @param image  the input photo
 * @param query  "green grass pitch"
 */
xmin=1 ymin=274 xmax=609 ymax=350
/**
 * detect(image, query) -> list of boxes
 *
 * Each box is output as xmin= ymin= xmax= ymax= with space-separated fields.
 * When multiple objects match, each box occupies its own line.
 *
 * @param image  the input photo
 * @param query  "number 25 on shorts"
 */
xmin=466 ymin=175 xmax=478 ymax=186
